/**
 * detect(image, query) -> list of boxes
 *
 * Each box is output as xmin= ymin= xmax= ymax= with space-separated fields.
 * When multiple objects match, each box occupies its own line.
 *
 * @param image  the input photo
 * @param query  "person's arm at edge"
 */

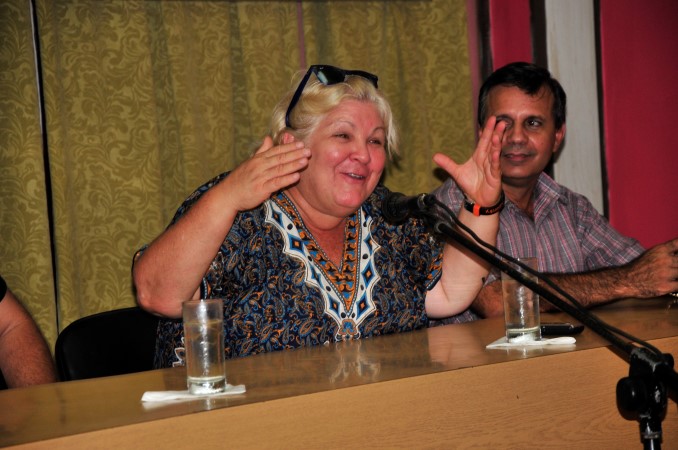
xmin=0 ymin=288 xmax=57 ymax=388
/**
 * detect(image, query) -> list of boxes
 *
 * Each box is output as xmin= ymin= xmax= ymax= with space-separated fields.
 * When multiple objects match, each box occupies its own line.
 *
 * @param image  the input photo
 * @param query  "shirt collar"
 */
xmin=504 ymin=172 xmax=569 ymax=219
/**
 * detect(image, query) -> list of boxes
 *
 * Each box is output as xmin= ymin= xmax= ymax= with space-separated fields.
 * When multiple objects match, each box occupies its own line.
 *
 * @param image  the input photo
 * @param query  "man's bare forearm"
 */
xmin=472 ymin=249 xmax=678 ymax=318
xmin=472 ymin=269 xmax=626 ymax=318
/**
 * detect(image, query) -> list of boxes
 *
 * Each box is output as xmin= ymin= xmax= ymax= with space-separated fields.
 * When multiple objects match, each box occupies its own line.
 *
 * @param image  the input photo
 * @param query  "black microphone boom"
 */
xmin=382 ymin=192 xmax=436 ymax=223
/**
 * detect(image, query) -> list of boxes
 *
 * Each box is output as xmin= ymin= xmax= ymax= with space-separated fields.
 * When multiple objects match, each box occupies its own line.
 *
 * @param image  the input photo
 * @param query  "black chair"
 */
xmin=55 ymin=306 xmax=159 ymax=381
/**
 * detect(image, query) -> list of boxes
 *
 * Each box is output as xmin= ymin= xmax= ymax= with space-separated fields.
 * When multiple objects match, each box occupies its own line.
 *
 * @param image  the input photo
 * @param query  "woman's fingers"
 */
xmin=226 ymin=138 xmax=311 ymax=210
xmin=259 ymin=141 xmax=310 ymax=182
xmin=252 ymin=135 xmax=275 ymax=155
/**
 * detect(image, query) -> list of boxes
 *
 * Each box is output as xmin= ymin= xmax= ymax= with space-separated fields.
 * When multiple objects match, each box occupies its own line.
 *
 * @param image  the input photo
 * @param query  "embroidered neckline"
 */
xmin=272 ymin=192 xmax=362 ymax=312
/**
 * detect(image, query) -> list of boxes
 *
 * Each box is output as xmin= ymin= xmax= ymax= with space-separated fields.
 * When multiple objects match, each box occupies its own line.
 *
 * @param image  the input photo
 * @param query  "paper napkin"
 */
xmin=486 ymin=336 xmax=576 ymax=349
xmin=141 ymin=383 xmax=246 ymax=402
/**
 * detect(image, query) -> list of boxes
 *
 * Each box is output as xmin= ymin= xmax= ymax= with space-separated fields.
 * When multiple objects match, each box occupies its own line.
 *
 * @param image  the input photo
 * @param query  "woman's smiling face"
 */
xmin=289 ymin=99 xmax=387 ymax=219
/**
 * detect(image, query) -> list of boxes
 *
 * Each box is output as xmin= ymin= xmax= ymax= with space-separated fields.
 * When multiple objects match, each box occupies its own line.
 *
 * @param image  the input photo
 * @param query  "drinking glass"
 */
xmin=182 ymin=298 xmax=226 ymax=394
xmin=502 ymin=257 xmax=541 ymax=342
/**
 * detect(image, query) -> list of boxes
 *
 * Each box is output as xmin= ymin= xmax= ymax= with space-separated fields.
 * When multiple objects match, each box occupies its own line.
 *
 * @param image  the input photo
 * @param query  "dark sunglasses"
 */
xmin=284 ymin=64 xmax=379 ymax=129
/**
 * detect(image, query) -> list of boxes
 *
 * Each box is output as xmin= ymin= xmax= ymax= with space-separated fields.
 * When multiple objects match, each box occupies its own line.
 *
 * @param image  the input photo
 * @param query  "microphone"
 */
xmin=382 ymin=192 xmax=436 ymax=223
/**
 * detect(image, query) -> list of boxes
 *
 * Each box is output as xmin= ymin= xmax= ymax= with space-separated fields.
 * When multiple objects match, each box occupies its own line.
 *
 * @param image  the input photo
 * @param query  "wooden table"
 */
xmin=3 ymin=297 xmax=678 ymax=449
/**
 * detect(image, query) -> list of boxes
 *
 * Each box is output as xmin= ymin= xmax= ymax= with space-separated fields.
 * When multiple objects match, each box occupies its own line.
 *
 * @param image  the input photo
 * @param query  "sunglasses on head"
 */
xmin=284 ymin=64 xmax=379 ymax=129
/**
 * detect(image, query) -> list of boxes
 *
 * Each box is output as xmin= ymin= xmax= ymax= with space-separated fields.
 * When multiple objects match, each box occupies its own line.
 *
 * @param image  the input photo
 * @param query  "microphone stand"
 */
xmin=414 ymin=201 xmax=678 ymax=450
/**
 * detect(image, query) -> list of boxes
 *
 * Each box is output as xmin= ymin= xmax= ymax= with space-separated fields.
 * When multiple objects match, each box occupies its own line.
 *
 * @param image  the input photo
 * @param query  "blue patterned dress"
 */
xmin=150 ymin=173 xmax=443 ymax=367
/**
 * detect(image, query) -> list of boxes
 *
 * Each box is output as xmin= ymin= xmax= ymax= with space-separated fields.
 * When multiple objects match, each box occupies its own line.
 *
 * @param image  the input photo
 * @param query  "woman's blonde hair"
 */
xmin=270 ymin=70 xmax=399 ymax=158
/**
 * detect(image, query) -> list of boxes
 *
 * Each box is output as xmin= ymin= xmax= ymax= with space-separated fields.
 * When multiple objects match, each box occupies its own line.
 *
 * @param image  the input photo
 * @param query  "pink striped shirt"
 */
xmin=435 ymin=173 xmax=645 ymax=285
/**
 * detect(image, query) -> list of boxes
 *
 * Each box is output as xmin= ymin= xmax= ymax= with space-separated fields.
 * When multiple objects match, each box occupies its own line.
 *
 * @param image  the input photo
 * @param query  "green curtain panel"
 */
xmin=0 ymin=0 xmax=474 ymax=353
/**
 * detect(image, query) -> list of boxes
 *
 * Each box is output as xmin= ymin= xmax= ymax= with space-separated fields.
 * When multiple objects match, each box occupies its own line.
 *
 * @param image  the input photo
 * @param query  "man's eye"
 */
xmin=527 ymin=119 xmax=542 ymax=128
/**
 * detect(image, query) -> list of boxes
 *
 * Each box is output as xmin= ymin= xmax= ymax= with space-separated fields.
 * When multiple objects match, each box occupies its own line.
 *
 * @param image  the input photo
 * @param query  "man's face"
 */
xmin=484 ymin=85 xmax=565 ymax=189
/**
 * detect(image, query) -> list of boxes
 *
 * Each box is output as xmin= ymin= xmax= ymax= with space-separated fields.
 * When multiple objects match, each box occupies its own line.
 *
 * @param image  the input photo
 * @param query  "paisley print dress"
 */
xmin=150 ymin=173 xmax=444 ymax=367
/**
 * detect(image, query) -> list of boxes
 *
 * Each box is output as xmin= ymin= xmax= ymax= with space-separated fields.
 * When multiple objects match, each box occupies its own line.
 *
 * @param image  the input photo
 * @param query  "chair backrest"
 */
xmin=55 ymin=306 xmax=159 ymax=381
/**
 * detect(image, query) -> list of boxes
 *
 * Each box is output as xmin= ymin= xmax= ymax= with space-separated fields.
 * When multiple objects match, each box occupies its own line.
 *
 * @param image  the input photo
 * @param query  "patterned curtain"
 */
xmin=0 ymin=1 xmax=58 ymax=347
xmin=0 ymin=0 xmax=473 ymax=352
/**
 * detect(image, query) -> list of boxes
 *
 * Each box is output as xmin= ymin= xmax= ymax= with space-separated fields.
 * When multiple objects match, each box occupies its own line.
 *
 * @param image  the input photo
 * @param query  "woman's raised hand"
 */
xmin=221 ymin=136 xmax=311 ymax=211
xmin=433 ymin=116 xmax=505 ymax=207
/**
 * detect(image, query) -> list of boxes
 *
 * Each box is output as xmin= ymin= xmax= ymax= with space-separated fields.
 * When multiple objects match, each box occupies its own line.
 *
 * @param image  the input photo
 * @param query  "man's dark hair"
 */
xmin=478 ymin=62 xmax=567 ymax=130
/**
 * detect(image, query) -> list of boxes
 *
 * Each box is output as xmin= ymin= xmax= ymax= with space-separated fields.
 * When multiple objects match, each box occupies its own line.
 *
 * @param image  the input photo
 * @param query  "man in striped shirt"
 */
xmin=434 ymin=62 xmax=678 ymax=320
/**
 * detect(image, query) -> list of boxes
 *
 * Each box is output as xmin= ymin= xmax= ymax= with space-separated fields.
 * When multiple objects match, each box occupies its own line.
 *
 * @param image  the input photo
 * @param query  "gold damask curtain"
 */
xmin=1 ymin=0 xmax=474 ymax=352
xmin=0 ymin=1 xmax=58 ymax=346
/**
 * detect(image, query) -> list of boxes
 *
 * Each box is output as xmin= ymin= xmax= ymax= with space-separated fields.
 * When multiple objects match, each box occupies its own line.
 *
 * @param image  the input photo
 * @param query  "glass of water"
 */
xmin=182 ymin=298 xmax=226 ymax=394
xmin=501 ymin=257 xmax=541 ymax=343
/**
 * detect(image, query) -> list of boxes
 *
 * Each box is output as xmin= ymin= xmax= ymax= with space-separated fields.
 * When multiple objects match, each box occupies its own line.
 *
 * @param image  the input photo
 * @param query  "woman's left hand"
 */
xmin=433 ymin=116 xmax=505 ymax=207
